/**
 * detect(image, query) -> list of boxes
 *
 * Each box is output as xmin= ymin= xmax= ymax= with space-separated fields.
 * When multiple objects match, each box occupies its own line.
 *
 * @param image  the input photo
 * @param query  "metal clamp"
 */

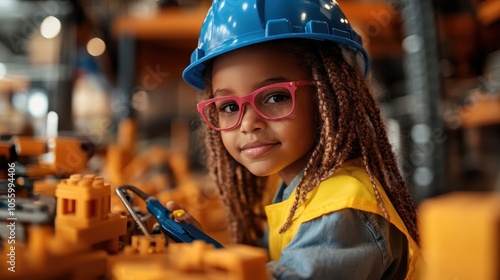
xmin=116 ymin=185 xmax=223 ymax=248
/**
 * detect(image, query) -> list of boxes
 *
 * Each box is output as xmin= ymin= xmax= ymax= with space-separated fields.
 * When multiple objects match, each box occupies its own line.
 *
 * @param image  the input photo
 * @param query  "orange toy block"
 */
xmin=33 ymin=178 xmax=59 ymax=196
xmin=0 ymin=225 xmax=108 ymax=280
xmin=117 ymin=117 xmax=137 ymax=152
xmin=419 ymin=192 xmax=500 ymax=280
xmin=11 ymin=136 xmax=46 ymax=156
xmin=126 ymin=234 xmax=166 ymax=255
xmin=52 ymin=138 xmax=90 ymax=175
xmin=107 ymin=234 xmax=166 ymax=277
xmin=110 ymin=241 xmax=270 ymax=280
xmin=105 ymin=144 xmax=133 ymax=186
xmin=11 ymin=136 xmax=91 ymax=177
xmin=169 ymin=241 xmax=270 ymax=279
xmin=55 ymin=174 xmax=127 ymax=252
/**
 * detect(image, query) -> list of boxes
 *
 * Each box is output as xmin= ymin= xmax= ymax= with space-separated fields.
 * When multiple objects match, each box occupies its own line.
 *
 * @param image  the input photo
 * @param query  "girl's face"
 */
xmin=211 ymin=44 xmax=318 ymax=185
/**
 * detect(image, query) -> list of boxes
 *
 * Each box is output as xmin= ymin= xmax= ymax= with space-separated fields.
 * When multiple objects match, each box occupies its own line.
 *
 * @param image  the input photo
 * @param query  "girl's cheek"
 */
xmin=221 ymin=133 xmax=235 ymax=153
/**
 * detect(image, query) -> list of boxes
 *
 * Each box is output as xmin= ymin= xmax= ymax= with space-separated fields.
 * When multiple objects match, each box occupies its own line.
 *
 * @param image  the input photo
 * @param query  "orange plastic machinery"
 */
xmin=0 ymin=174 xmax=127 ymax=280
xmin=104 ymin=117 xmax=191 ymax=192
xmin=0 ymin=173 xmax=272 ymax=280
xmin=104 ymin=118 xmax=137 ymax=188
xmin=109 ymin=237 xmax=271 ymax=280
xmin=419 ymin=191 xmax=500 ymax=280
xmin=1 ymin=135 xmax=92 ymax=197
xmin=10 ymin=136 xmax=93 ymax=179
xmin=0 ymin=225 xmax=109 ymax=280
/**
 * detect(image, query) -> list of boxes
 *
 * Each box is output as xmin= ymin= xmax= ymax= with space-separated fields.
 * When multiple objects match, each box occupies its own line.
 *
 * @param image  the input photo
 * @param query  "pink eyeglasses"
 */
xmin=197 ymin=80 xmax=313 ymax=131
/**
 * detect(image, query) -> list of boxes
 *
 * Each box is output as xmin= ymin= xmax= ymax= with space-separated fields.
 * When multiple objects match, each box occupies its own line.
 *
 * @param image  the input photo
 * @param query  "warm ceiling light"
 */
xmin=87 ymin=37 xmax=106 ymax=57
xmin=40 ymin=16 xmax=61 ymax=39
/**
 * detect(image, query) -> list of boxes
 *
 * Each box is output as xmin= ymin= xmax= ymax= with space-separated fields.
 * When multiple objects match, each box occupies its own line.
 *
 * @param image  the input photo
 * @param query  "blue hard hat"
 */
xmin=182 ymin=0 xmax=370 ymax=90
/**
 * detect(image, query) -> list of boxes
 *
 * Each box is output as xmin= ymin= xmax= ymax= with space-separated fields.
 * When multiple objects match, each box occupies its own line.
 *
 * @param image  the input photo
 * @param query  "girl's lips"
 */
xmin=240 ymin=143 xmax=278 ymax=158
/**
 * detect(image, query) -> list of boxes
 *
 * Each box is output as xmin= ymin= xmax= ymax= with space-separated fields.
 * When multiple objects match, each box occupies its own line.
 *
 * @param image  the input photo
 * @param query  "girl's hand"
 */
xmin=165 ymin=201 xmax=203 ymax=230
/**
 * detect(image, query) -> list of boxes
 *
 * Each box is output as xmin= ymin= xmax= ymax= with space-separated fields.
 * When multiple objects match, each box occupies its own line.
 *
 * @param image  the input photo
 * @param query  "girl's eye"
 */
xmin=219 ymin=101 xmax=239 ymax=113
xmin=264 ymin=92 xmax=291 ymax=104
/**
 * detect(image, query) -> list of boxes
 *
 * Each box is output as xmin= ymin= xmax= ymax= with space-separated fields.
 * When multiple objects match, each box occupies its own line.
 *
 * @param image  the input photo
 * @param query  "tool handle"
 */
xmin=146 ymin=199 xmax=223 ymax=248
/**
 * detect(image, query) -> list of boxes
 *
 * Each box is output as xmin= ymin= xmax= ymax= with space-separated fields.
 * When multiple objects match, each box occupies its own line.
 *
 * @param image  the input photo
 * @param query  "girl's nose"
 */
xmin=239 ymin=103 xmax=266 ymax=133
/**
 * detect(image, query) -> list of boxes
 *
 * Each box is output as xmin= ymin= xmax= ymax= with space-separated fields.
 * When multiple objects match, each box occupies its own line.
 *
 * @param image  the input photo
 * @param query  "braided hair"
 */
xmin=198 ymin=39 xmax=419 ymax=246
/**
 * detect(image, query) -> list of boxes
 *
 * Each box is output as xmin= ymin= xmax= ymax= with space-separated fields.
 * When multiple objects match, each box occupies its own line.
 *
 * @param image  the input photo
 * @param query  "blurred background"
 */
xmin=0 ymin=0 xmax=498 ymax=202
xmin=0 ymin=1 xmax=498 ymax=279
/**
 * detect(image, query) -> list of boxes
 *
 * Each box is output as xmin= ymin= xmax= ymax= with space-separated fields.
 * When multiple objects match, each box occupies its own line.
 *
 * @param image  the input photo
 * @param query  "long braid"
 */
xmin=339 ymin=50 xmax=420 ymax=243
xmin=335 ymin=59 xmax=391 ymax=220
xmin=328 ymin=43 xmax=419 ymax=244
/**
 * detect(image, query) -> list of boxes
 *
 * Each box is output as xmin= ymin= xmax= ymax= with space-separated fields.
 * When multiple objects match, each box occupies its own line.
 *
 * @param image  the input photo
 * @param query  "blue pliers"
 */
xmin=116 ymin=185 xmax=223 ymax=248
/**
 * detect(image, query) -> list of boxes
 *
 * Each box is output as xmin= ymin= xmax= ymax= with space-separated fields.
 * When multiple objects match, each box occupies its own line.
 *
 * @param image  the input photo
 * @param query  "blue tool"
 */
xmin=116 ymin=185 xmax=223 ymax=248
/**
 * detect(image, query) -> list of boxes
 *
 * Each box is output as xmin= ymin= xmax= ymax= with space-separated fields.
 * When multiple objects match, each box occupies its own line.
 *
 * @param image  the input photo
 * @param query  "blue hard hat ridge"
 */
xmin=182 ymin=0 xmax=371 ymax=90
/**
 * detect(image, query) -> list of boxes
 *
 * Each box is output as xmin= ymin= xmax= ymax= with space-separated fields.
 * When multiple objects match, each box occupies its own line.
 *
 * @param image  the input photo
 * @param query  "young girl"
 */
xmin=170 ymin=0 xmax=423 ymax=279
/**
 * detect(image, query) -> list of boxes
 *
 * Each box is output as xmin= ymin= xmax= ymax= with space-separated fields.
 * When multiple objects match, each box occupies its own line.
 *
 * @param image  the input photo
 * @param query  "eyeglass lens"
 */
xmin=203 ymin=85 xmax=294 ymax=129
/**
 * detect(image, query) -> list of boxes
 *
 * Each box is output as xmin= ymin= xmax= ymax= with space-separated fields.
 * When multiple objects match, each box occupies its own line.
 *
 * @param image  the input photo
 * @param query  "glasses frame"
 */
xmin=197 ymin=80 xmax=313 ymax=131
